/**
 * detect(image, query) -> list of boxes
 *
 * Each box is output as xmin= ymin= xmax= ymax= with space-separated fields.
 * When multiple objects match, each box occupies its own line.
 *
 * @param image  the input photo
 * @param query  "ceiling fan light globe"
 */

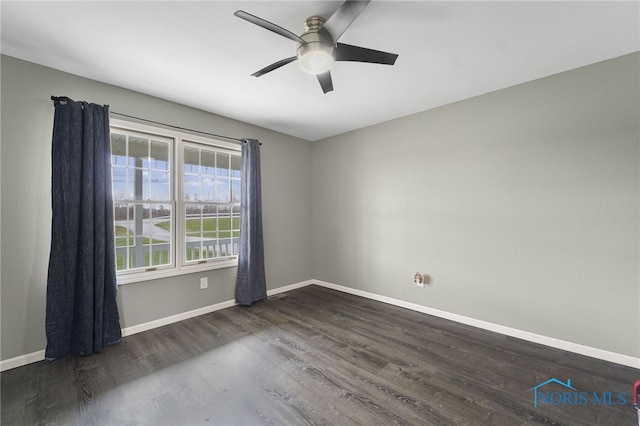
xmin=298 ymin=43 xmax=335 ymax=74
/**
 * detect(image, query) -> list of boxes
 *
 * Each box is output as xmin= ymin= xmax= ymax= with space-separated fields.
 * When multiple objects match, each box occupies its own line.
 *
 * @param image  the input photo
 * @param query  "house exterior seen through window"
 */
xmin=110 ymin=119 xmax=241 ymax=284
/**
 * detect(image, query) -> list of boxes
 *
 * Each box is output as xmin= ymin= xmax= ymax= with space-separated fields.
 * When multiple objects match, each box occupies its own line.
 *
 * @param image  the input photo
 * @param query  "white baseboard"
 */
xmin=267 ymin=280 xmax=314 ymax=296
xmin=312 ymin=280 xmax=640 ymax=369
xmin=122 ymin=280 xmax=314 ymax=337
xmin=0 ymin=297 xmax=239 ymax=372
xmin=0 ymin=350 xmax=46 ymax=372
xmin=0 ymin=280 xmax=314 ymax=372
xmin=121 ymin=280 xmax=315 ymax=337
xmin=121 ymin=299 xmax=237 ymax=337
xmin=4 ymin=279 xmax=638 ymax=371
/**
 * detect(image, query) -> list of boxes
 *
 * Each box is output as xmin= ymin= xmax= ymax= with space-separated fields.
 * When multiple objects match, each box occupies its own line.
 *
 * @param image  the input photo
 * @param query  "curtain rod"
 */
xmin=51 ymin=96 xmax=255 ymax=145
xmin=110 ymin=111 xmax=250 ymax=144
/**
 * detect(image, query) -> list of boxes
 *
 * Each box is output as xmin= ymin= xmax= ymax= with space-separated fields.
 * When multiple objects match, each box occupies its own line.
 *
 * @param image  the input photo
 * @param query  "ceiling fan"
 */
xmin=234 ymin=0 xmax=398 ymax=94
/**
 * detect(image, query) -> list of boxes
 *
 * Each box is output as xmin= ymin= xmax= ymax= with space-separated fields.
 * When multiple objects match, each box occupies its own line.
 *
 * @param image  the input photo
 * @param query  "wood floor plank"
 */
xmin=2 ymin=285 xmax=638 ymax=425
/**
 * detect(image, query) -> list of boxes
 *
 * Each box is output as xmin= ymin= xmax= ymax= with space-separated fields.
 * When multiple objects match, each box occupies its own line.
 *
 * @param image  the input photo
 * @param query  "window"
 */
xmin=110 ymin=119 xmax=241 ymax=284
xmin=111 ymin=131 xmax=173 ymax=272
xmin=182 ymin=142 xmax=241 ymax=263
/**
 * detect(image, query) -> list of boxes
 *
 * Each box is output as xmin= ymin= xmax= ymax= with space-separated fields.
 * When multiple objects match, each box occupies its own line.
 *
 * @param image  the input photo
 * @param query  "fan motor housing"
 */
xmin=297 ymin=16 xmax=335 ymax=74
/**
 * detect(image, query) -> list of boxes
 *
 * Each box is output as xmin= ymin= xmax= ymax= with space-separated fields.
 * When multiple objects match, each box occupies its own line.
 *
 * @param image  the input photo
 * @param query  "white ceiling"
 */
xmin=2 ymin=1 xmax=638 ymax=141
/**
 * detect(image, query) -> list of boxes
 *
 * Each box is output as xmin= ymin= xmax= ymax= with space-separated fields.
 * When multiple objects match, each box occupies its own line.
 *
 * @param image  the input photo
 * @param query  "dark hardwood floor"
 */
xmin=2 ymin=285 xmax=638 ymax=425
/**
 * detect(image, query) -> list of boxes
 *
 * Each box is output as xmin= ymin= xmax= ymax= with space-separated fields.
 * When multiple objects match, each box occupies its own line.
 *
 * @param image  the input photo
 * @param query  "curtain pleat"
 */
xmin=235 ymin=139 xmax=267 ymax=306
xmin=45 ymin=98 xmax=121 ymax=360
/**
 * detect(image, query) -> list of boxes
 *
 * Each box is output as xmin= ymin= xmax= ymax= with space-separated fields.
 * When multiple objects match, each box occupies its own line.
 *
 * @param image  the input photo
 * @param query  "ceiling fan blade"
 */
xmin=234 ymin=10 xmax=305 ymax=44
xmin=251 ymin=57 xmax=298 ymax=77
xmin=321 ymin=0 xmax=370 ymax=42
xmin=335 ymin=43 xmax=398 ymax=65
xmin=316 ymin=71 xmax=334 ymax=94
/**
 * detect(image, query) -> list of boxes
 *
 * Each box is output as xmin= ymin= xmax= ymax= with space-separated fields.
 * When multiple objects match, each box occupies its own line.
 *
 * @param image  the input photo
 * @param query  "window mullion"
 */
xmin=176 ymin=135 xmax=185 ymax=269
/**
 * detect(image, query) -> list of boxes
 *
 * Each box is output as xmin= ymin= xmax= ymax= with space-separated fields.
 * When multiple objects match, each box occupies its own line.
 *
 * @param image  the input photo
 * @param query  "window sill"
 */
xmin=116 ymin=259 xmax=238 ymax=285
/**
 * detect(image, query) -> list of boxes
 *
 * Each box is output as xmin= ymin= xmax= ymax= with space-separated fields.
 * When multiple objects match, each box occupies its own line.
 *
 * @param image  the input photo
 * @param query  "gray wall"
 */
xmin=312 ymin=53 xmax=639 ymax=358
xmin=0 ymin=55 xmax=312 ymax=361
xmin=2 ymin=52 xmax=638 ymax=363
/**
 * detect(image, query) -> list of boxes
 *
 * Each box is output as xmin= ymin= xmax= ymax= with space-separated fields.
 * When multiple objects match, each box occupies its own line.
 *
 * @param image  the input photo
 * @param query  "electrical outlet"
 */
xmin=200 ymin=277 xmax=208 ymax=289
xmin=414 ymin=272 xmax=425 ymax=287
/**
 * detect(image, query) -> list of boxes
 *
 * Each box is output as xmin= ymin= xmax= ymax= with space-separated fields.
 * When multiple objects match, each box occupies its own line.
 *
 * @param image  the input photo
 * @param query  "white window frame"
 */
xmin=110 ymin=118 xmax=240 ymax=285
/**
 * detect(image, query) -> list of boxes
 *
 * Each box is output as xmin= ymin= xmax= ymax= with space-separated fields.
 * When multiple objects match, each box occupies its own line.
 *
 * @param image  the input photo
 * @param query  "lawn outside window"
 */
xmin=110 ymin=119 xmax=240 ymax=285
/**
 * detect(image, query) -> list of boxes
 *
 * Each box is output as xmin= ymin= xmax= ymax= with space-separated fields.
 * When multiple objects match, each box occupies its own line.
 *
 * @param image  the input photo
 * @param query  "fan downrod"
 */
xmin=304 ymin=16 xmax=327 ymax=33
